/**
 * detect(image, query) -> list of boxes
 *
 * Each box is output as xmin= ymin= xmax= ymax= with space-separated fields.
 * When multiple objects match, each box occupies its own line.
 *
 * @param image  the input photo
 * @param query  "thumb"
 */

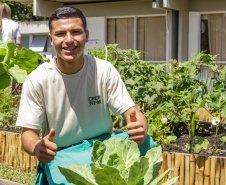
xmin=47 ymin=128 xmax=55 ymax=142
xmin=130 ymin=109 xmax=137 ymax=122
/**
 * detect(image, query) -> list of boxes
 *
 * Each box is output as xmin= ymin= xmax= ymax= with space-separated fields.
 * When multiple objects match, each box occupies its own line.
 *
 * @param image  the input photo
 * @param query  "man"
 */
xmin=16 ymin=6 xmax=156 ymax=184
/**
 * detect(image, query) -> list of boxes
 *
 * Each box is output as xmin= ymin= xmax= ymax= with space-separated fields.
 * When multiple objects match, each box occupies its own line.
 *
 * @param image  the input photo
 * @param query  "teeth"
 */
xmin=64 ymin=47 xmax=77 ymax=51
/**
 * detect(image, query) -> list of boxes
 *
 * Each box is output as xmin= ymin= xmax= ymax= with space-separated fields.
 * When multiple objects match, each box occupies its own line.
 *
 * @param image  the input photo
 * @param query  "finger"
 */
xmin=42 ymin=140 xmax=58 ymax=151
xmin=130 ymin=109 xmax=136 ymax=122
xmin=127 ymin=122 xmax=143 ymax=130
xmin=48 ymin=128 xmax=55 ymax=142
xmin=40 ymin=146 xmax=57 ymax=156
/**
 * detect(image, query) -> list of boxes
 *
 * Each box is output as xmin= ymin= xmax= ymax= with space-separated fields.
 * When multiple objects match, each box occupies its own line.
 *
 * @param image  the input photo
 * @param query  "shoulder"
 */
xmin=3 ymin=19 xmax=19 ymax=28
xmin=84 ymin=55 xmax=115 ymax=70
xmin=26 ymin=61 xmax=52 ymax=85
xmin=3 ymin=19 xmax=18 ymax=25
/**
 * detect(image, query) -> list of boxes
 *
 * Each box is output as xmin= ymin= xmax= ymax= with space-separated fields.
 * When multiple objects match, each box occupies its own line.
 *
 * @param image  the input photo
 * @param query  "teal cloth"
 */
xmin=35 ymin=131 xmax=157 ymax=185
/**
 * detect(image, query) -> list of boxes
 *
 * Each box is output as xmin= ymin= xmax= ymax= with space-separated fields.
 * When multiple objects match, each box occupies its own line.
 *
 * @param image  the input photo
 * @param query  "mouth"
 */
xmin=63 ymin=46 xmax=78 ymax=51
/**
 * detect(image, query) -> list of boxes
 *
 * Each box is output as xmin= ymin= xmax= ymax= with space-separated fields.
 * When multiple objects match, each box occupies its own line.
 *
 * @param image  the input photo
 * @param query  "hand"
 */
xmin=127 ymin=109 xmax=146 ymax=145
xmin=34 ymin=128 xmax=58 ymax=163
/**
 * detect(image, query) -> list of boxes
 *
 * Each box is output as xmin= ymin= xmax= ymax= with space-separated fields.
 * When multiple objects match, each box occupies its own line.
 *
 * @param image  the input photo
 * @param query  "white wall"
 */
xmin=84 ymin=17 xmax=106 ymax=54
xmin=188 ymin=12 xmax=200 ymax=59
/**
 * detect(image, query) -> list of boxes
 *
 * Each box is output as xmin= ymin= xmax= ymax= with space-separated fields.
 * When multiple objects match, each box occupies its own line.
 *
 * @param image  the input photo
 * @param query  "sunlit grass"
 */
xmin=0 ymin=163 xmax=36 ymax=184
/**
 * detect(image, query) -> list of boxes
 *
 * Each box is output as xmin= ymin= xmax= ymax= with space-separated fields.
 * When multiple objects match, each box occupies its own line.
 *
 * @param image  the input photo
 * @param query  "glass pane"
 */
xmin=137 ymin=16 xmax=166 ymax=61
xmin=107 ymin=18 xmax=134 ymax=50
xmin=203 ymin=13 xmax=226 ymax=61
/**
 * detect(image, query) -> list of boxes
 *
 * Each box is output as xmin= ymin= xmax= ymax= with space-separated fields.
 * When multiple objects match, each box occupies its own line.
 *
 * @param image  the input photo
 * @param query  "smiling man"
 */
xmin=16 ymin=7 xmax=156 ymax=184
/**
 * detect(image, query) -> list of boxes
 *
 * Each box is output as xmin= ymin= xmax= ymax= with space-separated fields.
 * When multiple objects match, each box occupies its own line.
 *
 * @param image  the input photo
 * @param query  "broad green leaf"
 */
xmin=0 ymin=63 xmax=8 ymax=75
xmin=144 ymin=146 xmax=163 ymax=184
xmin=0 ymin=73 xmax=11 ymax=89
xmin=94 ymin=166 xmax=127 ymax=185
xmin=221 ymin=106 xmax=226 ymax=117
xmin=107 ymin=153 xmax=128 ymax=179
xmin=112 ymin=139 xmax=140 ymax=170
xmin=194 ymin=144 xmax=202 ymax=153
xmin=128 ymin=157 xmax=149 ymax=185
xmin=125 ymin=78 xmax=136 ymax=86
xmin=0 ymin=112 xmax=3 ymax=122
xmin=220 ymin=136 xmax=226 ymax=142
xmin=149 ymin=168 xmax=170 ymax=185
xmin=91 ymin=140 xmax=106 ymax=170
xmin=166 ymin=136 xmax=177 ymax=141
xmin=162 ymin=176 xmax=179 ymax=185
xmin=8 ymin=65 xmax=27 ymax=83
xmin=101 ymin=138 xmax=123 ymax=165
xmin=12 ymin=47 xmax=41 ymax=74
xmin=58 ymin=164 xmax=97 ymax=185
xmin=145 ymin=146 xmax=162 ymax=167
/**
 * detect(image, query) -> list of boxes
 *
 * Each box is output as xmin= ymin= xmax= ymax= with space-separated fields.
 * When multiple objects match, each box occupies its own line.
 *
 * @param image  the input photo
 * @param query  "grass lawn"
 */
xmin=0 ymin=163 xmax=36 ymax=184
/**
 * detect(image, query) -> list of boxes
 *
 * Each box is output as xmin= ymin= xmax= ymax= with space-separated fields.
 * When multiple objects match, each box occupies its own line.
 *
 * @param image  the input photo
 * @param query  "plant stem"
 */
xmin=213 ymin=124 xmax=218 ymax=155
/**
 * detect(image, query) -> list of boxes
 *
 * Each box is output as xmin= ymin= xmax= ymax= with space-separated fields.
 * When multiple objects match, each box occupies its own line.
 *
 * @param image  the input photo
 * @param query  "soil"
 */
xmin=0 ymin=126 xmax=22 ymax=134
xmin=163 ymin=122 xmax=226 ymax=157
xmin=1 ymin=122 xmax=226 ymax=157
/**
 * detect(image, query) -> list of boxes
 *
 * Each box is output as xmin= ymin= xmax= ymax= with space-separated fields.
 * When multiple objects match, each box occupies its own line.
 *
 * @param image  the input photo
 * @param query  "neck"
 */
xmin=54 ymin=56 xmax=84 ymax=74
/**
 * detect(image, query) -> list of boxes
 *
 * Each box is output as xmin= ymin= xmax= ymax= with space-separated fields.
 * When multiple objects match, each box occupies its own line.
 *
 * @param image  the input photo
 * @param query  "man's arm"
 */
xmin=123 ymin=106 xmax=148 ymax=145
xmin=22 ymin=128 xmax=58 ymax=163
xmin=15 ymin=37 xmax=22 ymax=50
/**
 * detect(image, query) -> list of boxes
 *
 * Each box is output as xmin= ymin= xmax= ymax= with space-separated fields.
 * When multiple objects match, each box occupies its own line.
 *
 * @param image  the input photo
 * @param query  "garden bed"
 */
xmin=163 ymin=122 xmax=226 ymax=157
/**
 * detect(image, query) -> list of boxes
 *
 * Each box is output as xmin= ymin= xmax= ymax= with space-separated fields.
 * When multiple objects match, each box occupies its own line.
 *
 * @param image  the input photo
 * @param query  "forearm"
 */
xmin=22 ymin=128 xmax=41 ymax=156
xmin=15 ymin=37 xmax=22 ymax=50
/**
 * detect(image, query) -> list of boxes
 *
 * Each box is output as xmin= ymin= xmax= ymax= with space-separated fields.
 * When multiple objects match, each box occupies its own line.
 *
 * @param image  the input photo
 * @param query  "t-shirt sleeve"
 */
xmin=106 ymin=63 xmax=135 ymax=116
xmin=16 ymin=77 xmax=44 ymax=130
xmin=15 ymin=23 xmax=21 ymax=38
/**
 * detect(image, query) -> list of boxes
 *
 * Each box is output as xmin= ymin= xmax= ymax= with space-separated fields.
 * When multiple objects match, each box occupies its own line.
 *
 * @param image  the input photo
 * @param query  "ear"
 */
xmin=48 ymin=33 xmax=54 ymax=46
xmin=85 ymin=29 xmax=89 ymax=43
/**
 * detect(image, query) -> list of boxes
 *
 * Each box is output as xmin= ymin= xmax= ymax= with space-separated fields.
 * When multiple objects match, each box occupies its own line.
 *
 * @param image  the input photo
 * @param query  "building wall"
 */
xmin=189 ymin=0 xmax=226 ymax=12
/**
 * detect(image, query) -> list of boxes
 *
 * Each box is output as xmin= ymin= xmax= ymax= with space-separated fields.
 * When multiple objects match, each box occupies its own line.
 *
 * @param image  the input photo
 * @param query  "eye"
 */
xmin=72 ymin=30 xmax=82 ymax=35
xmin=55 ymin=32 xmax=65 ymax=37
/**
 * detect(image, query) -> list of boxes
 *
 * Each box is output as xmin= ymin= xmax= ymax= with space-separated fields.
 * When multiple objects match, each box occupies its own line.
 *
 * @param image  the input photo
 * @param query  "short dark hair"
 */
xmin=49 ymin=6 xmax=87 ymax=32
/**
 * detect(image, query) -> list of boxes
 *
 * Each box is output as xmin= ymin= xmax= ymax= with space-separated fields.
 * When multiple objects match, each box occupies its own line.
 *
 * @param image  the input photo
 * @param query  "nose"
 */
xmin=65 ymin=32 xmax=73 ymax=43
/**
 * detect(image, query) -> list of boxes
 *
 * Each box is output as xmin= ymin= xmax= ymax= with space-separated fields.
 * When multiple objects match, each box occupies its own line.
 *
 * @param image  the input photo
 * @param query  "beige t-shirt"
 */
xmin=16 ymin=55 xmax=135 ymax=147
xmin=1 ymin=18 xmax=21 ymax=42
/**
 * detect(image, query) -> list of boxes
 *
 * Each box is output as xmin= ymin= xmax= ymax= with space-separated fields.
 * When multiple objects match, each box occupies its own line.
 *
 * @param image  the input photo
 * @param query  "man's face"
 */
xmin=49 ymin=17 xmax=89 ymax=64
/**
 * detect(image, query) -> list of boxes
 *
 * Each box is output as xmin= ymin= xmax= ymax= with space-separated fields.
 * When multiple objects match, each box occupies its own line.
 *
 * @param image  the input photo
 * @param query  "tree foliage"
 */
xmin=0 ymin=0 xmax=48 ymax=21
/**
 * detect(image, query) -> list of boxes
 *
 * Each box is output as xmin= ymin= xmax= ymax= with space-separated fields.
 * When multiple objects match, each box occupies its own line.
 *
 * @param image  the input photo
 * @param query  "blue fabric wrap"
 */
xmin=35 ymin=131 xmax=157 ymax=185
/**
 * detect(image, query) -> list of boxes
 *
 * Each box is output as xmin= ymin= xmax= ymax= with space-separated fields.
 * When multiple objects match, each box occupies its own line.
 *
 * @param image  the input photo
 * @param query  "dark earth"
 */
xmin=163 ymin=122 xmax=226 ymax=157
xmin=1 ymin=122 xmax=226 ymax=157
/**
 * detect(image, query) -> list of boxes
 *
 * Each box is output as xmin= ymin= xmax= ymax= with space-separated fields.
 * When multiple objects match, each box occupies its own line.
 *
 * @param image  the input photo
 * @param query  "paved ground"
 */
xmin=0 ymin=178 xmax=24 ymax=185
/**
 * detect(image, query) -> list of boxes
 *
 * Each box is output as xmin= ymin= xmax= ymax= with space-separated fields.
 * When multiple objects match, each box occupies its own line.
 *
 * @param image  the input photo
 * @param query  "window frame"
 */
xmin=106 ymin=14 xmax=167 ymax=63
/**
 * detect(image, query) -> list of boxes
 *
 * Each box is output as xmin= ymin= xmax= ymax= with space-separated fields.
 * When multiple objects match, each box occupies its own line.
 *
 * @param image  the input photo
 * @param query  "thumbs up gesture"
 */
xmin=126 ymin=108 xmax=148 ymax=145
xmin=34 ymin=128 xmax=58 ymax=163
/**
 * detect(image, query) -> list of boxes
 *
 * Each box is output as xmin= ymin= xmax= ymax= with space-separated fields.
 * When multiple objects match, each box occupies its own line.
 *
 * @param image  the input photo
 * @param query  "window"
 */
xmin=201 ymin=13 xmax=226 ymax=77
xmin=201 ymin=13 xmax=226 ymax=61
xmin=21 ymin=36 xmax=29 ymax=49
xmin=137 ymin=16 xmax=166 ymax=61
xmin=107 ymin=16 xmax=166 ymax=61
xmin=107 ymin=18 xmax=134 ymax=50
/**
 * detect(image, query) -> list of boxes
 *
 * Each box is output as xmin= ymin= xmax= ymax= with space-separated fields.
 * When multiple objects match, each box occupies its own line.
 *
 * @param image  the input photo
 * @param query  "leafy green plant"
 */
xmin=58 ymin=138 xmax=179 ymax=185
xmin=0 ymin=88 xmax=20 ymax=128
xmin=88 ymin=45 xmax=226 ymax=154
xmin=147 ymin=116 xmax=177 ymax=152
xmin=204 ymin=90 xmax=226 ymax=155
xmin=0 ymin=41 xmax=49 ymax=89
xmin=1 ymin=0 xmax=48 ymax=21
xmin=194 ymin=136 xmax=209 ymax=153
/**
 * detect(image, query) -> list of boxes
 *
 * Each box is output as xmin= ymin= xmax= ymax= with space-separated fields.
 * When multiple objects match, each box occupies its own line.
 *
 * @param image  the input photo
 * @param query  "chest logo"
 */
xmin=89 ymin=96 xmax=101 ymax=106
